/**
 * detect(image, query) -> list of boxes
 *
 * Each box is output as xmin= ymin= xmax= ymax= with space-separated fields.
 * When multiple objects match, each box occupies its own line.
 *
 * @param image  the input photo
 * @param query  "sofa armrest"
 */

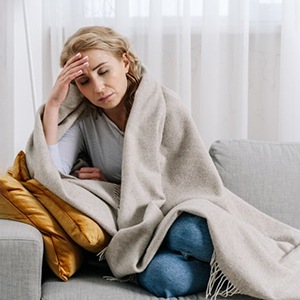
xmin=0 ymin=219 xmax=43 ymax=300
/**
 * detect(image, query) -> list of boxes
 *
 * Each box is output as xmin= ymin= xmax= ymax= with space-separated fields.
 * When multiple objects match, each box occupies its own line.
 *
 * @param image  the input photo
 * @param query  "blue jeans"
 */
xmin=137 ymin=213 xmax=214 ymax=298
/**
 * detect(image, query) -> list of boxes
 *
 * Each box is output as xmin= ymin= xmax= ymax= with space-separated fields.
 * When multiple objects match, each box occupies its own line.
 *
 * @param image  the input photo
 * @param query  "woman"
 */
xmin=29 ymin=24 xmax=300 ymax=300
xmin=42 ymin=26 xmax=214 ymax=297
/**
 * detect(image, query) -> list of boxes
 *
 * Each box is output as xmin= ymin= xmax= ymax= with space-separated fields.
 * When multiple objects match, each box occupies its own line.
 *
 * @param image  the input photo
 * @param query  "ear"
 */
xmin=122 ymin=52 xmax=130 ymax=73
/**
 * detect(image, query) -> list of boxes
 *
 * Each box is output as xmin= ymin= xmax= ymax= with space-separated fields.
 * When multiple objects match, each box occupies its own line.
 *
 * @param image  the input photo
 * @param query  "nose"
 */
xmin=93 ymin=78 xmax=105 ymax=94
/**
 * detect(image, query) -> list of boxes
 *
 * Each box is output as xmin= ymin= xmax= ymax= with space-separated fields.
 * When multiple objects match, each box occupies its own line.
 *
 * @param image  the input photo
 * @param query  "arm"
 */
xmin=42 ymin=53 xmax=89 ymax=174
xmin=42 ymin=53 xmax=89 ymax=145
xmin=48 ymin=123 xmax=84 ymax=174
xmin=43 ymin=53 xmax=106 ymax=181
xmin=47 ymin=116 xmax=107 ymax=180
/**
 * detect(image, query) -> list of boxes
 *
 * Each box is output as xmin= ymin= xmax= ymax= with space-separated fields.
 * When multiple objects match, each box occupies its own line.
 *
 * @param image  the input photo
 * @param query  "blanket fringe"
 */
xmin=103 ymin=274 xmax=136 ymax=283
xmin=97 ymin=246 xmax=107 ymax=261
xmin=206 ymin=252 xmax=242 ymax=300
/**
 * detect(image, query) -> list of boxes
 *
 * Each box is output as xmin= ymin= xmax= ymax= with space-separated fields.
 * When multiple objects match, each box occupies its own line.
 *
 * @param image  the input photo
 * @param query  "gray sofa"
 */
xmin=1 ymin=139 xmax=300 ymax=300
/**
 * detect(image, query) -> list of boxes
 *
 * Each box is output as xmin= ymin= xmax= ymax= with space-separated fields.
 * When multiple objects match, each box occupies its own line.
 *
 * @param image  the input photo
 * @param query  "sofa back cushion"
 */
xmin=209 ymin=139 xmax=300 ymax=230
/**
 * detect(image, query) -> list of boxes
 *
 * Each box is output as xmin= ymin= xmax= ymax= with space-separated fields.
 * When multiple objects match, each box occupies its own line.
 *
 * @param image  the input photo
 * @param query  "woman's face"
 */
xmin=74 ymin=49 xmax=130 ymax=113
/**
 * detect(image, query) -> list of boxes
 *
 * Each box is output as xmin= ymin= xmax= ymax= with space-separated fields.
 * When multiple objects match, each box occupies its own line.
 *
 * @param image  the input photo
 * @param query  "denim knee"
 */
xmin=137 ymin=249 xmax=211 ymax=298
xmin=164 ymin=213 xmax=213 ymax=262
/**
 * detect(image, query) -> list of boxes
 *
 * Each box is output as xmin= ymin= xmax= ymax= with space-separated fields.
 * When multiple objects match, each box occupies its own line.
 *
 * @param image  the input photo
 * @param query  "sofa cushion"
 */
xmin=41 ymin=261 xmax=256 ymax=300
xmin=209 ymin=139 xmax=300 ymax=229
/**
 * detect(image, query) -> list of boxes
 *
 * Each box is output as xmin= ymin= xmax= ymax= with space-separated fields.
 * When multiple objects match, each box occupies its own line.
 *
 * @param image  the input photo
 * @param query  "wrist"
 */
xmin=45 ymin=98 xmax=62 ymax=110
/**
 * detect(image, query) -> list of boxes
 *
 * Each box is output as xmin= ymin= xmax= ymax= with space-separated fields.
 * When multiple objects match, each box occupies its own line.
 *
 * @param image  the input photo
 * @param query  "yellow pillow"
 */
xmin=0 ymin=174 xmax=84 ymax=281
xmin=23 ymin=179 xmax=111 ymax=252
xmin=9 ymin=151 xmax=111 ymax=253
xmin=0 ymin=151 xmax=111 ymax=281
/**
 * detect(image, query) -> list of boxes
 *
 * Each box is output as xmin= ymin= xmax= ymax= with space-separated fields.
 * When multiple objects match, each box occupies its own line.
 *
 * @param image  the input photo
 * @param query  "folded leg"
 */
xmin=137 ymin=249 xmax=211 ymax=298
xmin=164 ymin=212 xmax=214 ymax=262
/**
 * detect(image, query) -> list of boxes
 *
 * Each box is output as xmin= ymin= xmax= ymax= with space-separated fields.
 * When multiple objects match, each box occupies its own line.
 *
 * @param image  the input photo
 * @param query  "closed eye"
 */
xmin=98 ymin=69 xmax=109 ymax=76
xmin=77 ymin=78 xmax=89 ymax=85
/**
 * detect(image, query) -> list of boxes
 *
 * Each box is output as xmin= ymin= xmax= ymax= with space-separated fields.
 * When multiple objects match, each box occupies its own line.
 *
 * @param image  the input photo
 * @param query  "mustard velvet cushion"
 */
xmin=0 ymin=151 xmax=111 ymax=281
xmin=0 ymin=173 xmax=83 ymax=281
xmin=23 ymin=180 xmax=111 ymax=252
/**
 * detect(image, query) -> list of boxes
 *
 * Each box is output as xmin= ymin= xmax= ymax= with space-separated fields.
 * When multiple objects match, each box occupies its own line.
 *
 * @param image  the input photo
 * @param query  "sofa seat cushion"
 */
xmin=41 ymin=262 xmax=158 ymax=300
xmin=41 ymin=260 xmax=256 ymax=300
xmin=209 ymin=139 xmax=300 ymax=229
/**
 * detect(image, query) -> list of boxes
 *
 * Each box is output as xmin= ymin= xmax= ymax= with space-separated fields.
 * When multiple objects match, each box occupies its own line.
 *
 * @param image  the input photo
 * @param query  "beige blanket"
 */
xmin=26 ymin=68 xmax=300 ymax=299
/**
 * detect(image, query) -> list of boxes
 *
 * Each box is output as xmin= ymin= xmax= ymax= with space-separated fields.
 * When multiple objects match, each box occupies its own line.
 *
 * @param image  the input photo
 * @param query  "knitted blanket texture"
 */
xmin=26 ymin=69 xmax=300 ymax=299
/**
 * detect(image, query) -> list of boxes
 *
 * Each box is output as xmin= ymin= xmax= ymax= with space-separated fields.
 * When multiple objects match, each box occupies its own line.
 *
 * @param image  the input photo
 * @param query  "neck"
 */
xmin=103 ymin=105 xmax=128 ymax=132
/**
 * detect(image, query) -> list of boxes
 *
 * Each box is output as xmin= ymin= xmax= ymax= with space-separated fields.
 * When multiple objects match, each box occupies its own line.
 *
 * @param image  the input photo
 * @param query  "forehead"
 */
xmin=80 ymin=49 xmax=119 ymax=64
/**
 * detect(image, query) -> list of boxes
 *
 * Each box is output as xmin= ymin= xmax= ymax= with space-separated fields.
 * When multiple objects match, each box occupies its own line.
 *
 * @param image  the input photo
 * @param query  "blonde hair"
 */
xmin=60 ymin=26 xmax=142 ymax=115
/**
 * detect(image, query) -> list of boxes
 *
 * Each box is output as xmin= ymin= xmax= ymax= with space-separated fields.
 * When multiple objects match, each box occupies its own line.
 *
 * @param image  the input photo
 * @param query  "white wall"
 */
xmin=0 ymin=0 xmax=42 ymax=174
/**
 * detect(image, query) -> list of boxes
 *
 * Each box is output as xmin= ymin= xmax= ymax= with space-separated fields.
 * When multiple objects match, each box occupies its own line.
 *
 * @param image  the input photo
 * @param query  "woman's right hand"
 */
xmin=43 ymin=53 xmax=89 ymax=145
xmin=48 ymin=53 xmax=89 ymax=107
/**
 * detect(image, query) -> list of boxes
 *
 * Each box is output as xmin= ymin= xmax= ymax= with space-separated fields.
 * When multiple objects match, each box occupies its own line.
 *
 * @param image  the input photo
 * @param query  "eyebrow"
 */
xmin=92 ymin=62 xmax=107 ymax=71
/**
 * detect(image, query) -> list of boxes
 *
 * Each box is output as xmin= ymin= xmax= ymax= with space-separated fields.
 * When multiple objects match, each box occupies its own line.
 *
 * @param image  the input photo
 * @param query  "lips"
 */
xmin=99 ymin=93 xmax=113 ymax=102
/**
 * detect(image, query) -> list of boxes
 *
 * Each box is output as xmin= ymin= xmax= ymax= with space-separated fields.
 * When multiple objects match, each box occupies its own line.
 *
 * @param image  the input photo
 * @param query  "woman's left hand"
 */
xmin=75 ymin=167 xmax=107 ymax=181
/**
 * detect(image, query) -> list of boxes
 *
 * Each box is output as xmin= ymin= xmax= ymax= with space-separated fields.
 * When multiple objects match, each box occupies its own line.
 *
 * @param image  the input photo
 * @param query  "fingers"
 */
xmin=60 ymin=53 xmax=89 ymax=84
xmin=66 ymin=54 xmax=88 ymax=71
xmin=47 ymin=53 xmax=90 ymax=107
xmin=75 ymin=167 xmax=107 ymax=181
xmin=64 ymin=52 xmax=82 ymax=68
